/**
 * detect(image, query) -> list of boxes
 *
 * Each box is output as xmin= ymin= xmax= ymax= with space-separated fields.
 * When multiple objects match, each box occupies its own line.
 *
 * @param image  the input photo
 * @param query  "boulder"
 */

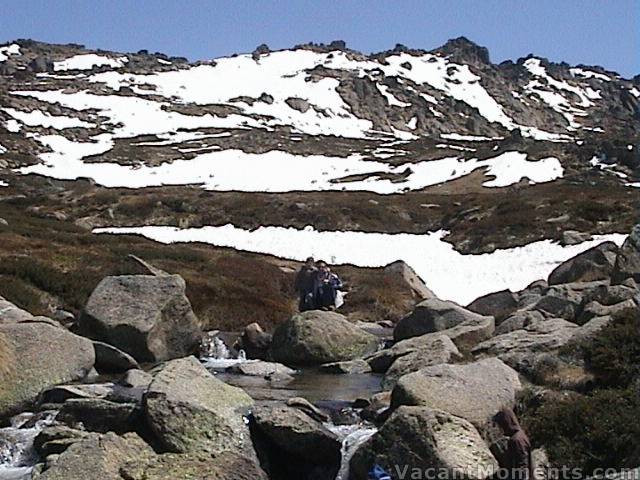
xmin=467 ymin=290 xmax=519 ymax=322
xmin=93 ymin=341 xmax=140 ymax=373
xmin=270 ymin=311 xmax=378 ymax=366
xmin=570 ymin=315 xmax=613 ymax=343
xmin=577 ymin=299 xmax=637 ymax=324
xmin=238 ymin=322 xmax=272 ymax=360
xmin=472 ymin=319 xmax=579 ymax=372
xmin=251 ymin=404 xmax=341 ymax=480
xmin=77 ymin=274 xmax=201 ymax=363
xmin=495 ymin=310 xmax=545 ymax=335
xmin=34 ymin=425 xmax=90 ymax=457
xmin=580 ymin=282 xmax=638 ymax=306
xmin=394 ymin=298 xmax=493 ymax=341
xmin=143 ymin=356 xmax=255 ymax=457
xmin=350 ymin=406 xmax=498 ymax=480
xmin=285 ymin=97 xmax=311 ymax=113
xmin=286 ymin=397 xmax=330 ymax=422
xmin=228 ymin=360 xmax=296 ymax=377
xmin=39 ymin=383 xmax=114 ymax=404
xmin=0 ymin=321 xmax=95 ymax=417
xmin=34 ymin=432 xmax=154 ymax=480
xmin=548 ymin=241 xmax=618 ymax=285
xmin=382 ymin=334 xmax=461 ymax=389
xmin=120 ymin=451 xmax=268 ymax=480
xmin=383 ymin=260 xmax=436 ymax=300
xmin=57 ymin=398 xmax=142 ymax=434
xmin=441 ymin=315 xmax=495 ymax=350
xmin=611 ymin=225 xmax=640 ymax=283
xmin=120 ymin=369 xmax=153 ymax=389
xmin=391 ymin=358 xmax=521 ymax=428
xmin=560 ymin=230 xmax=592 ymax=246
xmin=320 ymin=359 xmax=372 ymax=374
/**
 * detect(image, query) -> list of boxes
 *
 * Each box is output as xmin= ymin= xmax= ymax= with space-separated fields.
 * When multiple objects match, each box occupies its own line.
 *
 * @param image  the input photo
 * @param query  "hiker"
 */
xmin=294 ymin=257 xmax=317 ymax=311
xmin=493 ymin=407 xmax=533 ymax=480
xmin=313 ymin=260 xmax=343 ymax=310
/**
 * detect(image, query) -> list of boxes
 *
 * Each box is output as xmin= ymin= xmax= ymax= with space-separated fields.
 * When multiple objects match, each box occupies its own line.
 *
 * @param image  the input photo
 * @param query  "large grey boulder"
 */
xmin=495 ymin=310 xmax=545 ymax=335
xmin=394 ymin=298 xmax=493 ymax=341
xmin=270 ymin=310 xmax=378 ymax=366
xmin=0 ymin=321 xmax=95 ymax=417
xmin=612 ymin=226 xmax=640 ymax=283
xmin=472 ymin=319 xmax=579 ymax=372
xmin=251 ymin=404 xmax=341 ymax=480
xmin=578 ymin=299 xmax=637 ymax=324
xmin=34 ymin=432 xmax=154 ymax=480
xmin=349 ymin=406 xmax=498 ymax=480
xmin=391 ymin=358 xmax=521 ymax=429
xmin=548 ymin=241 xmax=618 ymax=285
xmin=383 ymin=260 xmax=436 ymax=300
xmin=382 ymin=334 xmax=462 ymax=389
xmin=0 ymin=296 xmax=34 ymax=323
xmin=466 ymin=290 xmax=518 ymax=322
xmin=143 ymin=356 xmax=255 ymax=457
xmin=77 ymin=274 xmax=201 ymax=363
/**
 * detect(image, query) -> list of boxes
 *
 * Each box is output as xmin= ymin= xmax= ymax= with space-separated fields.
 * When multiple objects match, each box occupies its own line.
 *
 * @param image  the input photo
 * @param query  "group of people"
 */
xmin=293 ymin=257 xmax=344 ymax=311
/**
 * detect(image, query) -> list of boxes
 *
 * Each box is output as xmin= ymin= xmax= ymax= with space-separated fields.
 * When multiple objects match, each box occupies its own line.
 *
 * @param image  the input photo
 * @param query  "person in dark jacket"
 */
xmin=493 ymin=407 xmax=533 ymax=480
xmin=294 ymin=257 xmax=317 ymax=311
xmin=313 ymin=261 xmax=343 ymax=310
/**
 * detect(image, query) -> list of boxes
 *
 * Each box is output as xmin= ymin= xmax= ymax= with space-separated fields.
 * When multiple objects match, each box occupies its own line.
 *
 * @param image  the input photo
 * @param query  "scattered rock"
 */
xmin=394 ymin=298 xmax=493 ymax=341
xmin=57 ymin=398 xmax=141 ymax=434
xmin=228 ymin=360 xmax=296 ymax=377
xmin=391 ymin=358 xmax=521 ymax=428
xmin=548 ymin=241 xmax=618 ymax=285
xmin=577 ymin=299 xmax=637 ymax=324
xmin=285 ymin=97 xmax=311 ymax=113
xmin=0 ymin=321 xmax=95 ymax=417
xmin=93 ymin=341 xmax=140 ymax=373
xmin=466 ymin=289 xmax=518 ymax=321
xmin=560 ymin=230 xmax=592 ymax=246
xmin=143 ymin=356 xmax=255 ymax=457
xmin=77 ymin=274 xmax=201 ymax=363
xmin=270 ymin=310 xmax=379 ymax=366
xmin=34 ymin=425 xmax=90 ymax=457
xmin=320 ymin=359 xmax=372 ymax=374
xmin=495 ymin=310 xmax=545 ymax=335
xmin=350 ymin=406 xmax=498 ymax=480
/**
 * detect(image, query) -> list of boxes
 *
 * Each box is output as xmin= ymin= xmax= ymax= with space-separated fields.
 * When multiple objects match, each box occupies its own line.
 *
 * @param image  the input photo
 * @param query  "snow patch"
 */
xmin=93 ymin=225 xmax=627 ymax=305
xmin=0 ymin=44 xmax=21 ymax=62
xmin=3 ymin=108 xmax=94 ymax=129
xmin=54 ymin=54 xmax=128 ymax=71
xmin=570 ymin=68 xmax=611 ymax=82
xmin=377 ymin=84 xmax=411 ymax=107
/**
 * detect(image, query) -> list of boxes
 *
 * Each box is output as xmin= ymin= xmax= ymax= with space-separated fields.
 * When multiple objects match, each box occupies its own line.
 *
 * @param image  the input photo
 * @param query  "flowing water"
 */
xmin=328 ymin=423 xmax=379 ymax=480
xmin=0 ymin=411 xmax=56 ymax=480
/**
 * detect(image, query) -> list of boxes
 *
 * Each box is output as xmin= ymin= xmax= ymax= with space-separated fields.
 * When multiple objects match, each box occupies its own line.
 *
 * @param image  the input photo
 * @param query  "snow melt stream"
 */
xmin=93 ymin=225 xmax=626 ymax=305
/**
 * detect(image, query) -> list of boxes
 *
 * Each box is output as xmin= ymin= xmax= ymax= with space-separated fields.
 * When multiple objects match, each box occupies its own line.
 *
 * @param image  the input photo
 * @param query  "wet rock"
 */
xmin=0 ymin=321 xmax=95 ymax=417
xmin=320 ymin=359 xmax=372 ymax=374
xmin=93 ymin=341 xmax=140 ymax=373
xmin=286 ymin=397 xmax=330 ymax=422
xmin=270 ymin=310 xmax=379 ymax=366
xmin=143 ymin=356 xmax=255 ymax=457
xmin=251 ymin=404 xmax=341 ymax=480
xmin=350 ymin=406 xmax=498 ymax=480
xmin=391 ymin=358 xmax=521 ymax=429
xmin=228 ymin=360 xmax=296 ymax=377
xmin=548 ymin=241 xmax=618 ymax=285
xmin=467 ymin=289 xmax=519 ymax=321
xmin=394 ymin=298 xmax=493 ymax=341
xmin=238 ymin=322 xmax=272 ymax=360
xmin=77 ymin=274 xmax=201 ymax=363
xmin=611 ymin=225 xmax=640 ymax=283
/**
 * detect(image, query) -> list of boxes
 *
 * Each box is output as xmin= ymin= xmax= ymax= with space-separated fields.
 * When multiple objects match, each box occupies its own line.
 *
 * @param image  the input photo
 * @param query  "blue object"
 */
xmin=368 ymin=464 xmax=392 ymax=480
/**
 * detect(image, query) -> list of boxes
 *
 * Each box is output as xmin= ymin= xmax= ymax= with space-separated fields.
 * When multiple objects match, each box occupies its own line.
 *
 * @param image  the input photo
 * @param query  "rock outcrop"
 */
xmin=270 ymin=310 xmax=379 ymax=366
xmin=77 ymin=274 xmax=201 ymax=363
xmin=611 ymin=225 xmax=640 ymax=284
xmin=548 ymin=241 xmax=618 ymax=285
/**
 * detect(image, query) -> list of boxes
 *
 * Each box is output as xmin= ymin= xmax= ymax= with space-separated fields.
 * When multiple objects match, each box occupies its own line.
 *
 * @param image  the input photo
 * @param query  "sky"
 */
xmin=1 ymin=0 xmax=638 ymax=77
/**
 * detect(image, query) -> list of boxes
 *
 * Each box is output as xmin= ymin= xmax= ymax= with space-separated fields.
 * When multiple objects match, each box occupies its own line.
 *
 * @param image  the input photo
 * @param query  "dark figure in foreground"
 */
xmin=313 ymin=260 xmax=343 ymax=310
xmin=294 ymin=257 xmax=317 ymax=311
xmin=493 ymin=407 xmax=533 ymax=480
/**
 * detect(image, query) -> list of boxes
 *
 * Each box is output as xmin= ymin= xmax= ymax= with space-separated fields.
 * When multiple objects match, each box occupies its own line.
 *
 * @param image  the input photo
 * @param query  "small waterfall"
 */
xmin=327 ymin=423 xmax=378 ymax=480
xmin=200 ymin=335 xmax=249 ymax=369
xmin=0 ymin=411 xmax=56 ymax=480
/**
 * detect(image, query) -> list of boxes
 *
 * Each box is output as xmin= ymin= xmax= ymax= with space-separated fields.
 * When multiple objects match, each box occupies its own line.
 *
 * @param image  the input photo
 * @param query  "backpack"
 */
xmin=368 ymin=464 xmax=392 ymax=480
